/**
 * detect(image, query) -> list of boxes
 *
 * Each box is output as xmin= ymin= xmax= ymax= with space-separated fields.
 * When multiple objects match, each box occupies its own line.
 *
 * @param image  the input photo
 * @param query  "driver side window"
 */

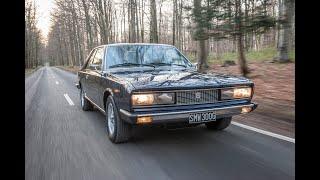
xmin=89 ymin=47 xmax=104 ymax=70
xmin=84 ymin=49 xmax=96 ymax=70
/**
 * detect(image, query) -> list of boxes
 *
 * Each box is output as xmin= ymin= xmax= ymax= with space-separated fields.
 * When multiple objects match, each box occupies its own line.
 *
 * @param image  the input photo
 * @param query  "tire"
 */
xmin=80 ymin=88 xmax=93 ymax=111
xmin=105 ymin=96 xmax=132 ymax=143
xmin=205 ymin=117 xmax=232 ymax=130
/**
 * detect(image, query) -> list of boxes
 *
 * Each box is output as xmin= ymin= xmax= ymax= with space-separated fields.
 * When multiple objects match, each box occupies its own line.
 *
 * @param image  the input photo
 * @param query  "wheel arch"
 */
xmin=78 ymin=81 xmax=82 ymax=89
xmin=103 ymin=88 xmax=114 ymax=110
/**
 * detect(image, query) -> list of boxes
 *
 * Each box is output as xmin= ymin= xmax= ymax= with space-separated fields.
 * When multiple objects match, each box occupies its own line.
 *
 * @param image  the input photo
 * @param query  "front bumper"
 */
xmin=119 ymin=102 xmax=258 ymax=124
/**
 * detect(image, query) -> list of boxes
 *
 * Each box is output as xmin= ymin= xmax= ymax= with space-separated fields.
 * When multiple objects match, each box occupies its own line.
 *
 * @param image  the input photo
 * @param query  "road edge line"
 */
xmin=231 ymin=121 xmax=295 ymax=143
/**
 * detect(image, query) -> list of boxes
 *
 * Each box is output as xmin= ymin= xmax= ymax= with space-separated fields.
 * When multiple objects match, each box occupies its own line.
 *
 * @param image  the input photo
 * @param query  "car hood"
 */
xmin=111 ymin=69 xmax=253 ymax=91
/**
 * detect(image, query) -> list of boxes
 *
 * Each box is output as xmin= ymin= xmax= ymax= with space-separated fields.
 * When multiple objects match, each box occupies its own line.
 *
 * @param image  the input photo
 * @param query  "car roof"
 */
xmin=103 ymin=43 xmax=175 ymax=48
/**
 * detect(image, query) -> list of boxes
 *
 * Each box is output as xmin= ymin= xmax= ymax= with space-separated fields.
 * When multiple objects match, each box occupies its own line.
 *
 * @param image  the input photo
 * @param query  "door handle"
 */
xmin=85 ymin=74 xmax=89 ymax=79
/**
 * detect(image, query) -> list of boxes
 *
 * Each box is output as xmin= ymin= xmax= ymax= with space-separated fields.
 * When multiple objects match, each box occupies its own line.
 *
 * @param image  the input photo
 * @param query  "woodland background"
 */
xmin=25 ymin=0 xmax=295 ymax=136
xmin=25 ymin=0 xmax=295 ymax=76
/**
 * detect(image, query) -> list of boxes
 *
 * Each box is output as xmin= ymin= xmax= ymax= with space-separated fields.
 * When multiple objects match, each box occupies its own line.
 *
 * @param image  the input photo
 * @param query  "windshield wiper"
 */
xmin=171 ymin=64 xmax=187 ymax=67
xmin=109 ymin=63 xmax=155 ymax=68
xmin=147 ymin=63 xmax=187 ymax=68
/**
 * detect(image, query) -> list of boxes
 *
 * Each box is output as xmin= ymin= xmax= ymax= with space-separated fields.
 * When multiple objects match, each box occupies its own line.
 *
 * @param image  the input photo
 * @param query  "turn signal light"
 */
xmin=137 ymin=116 xmax=153 ymax=124
xmin=241 ymin=107 xmax=252 ymax=113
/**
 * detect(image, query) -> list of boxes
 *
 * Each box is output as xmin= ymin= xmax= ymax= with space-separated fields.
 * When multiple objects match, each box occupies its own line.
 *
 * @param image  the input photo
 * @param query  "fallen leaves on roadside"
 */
xmin=210 ymin=61 xmax=295 ymax=123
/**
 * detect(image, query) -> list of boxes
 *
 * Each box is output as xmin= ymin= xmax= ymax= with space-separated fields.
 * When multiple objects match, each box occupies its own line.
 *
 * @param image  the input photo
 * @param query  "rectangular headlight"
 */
xmin=221 ymin=87 xmax=252 ymax=100
xmin=233 ymin=88 xmax=252 ymax=98
xmin=132 ymin=92 xmax=175 ymax=106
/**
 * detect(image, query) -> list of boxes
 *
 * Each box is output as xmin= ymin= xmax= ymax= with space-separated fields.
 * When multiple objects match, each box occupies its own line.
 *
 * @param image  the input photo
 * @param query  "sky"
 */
xmin=34 ymin=0 xmax=55 ymax=42
xmin=31 ymin=0 xmax=177 ymax=43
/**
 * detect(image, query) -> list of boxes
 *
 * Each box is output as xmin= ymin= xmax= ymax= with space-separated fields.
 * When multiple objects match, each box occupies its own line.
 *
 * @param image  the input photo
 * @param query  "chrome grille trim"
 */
xmin=176 ymin=89 xmax=219 ymax=105
xmin=131 ymin=86 xmax=252 ymax=108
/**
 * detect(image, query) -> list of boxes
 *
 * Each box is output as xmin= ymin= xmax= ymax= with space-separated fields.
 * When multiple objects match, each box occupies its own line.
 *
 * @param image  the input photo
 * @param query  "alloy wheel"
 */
xmin=80 ymin=90 xmax=84 ymax=107
xmin=107 ymin=103 xmax=115 ymax=136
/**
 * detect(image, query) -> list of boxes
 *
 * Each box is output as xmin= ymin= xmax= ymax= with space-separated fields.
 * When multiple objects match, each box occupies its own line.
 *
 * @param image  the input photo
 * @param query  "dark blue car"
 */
xmin=76 ymin=43 xmax=258 ymax=143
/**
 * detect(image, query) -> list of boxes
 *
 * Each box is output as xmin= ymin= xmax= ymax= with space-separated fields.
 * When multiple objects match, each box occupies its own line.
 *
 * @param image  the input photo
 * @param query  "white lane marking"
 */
xmin=55 ymin=81 xmax=59 ymax=85
xmin=231 ymin=121 xmax=295 ymax=143
xmin=64 ymin=94 xmax=74 ymax=106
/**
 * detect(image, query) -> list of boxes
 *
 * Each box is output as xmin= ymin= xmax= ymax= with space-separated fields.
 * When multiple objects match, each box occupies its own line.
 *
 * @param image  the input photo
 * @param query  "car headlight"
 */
xmin=221 ymin=87 xmax=252 ymax=100
xmin=132 ymin=93 xmax=175 ymax=106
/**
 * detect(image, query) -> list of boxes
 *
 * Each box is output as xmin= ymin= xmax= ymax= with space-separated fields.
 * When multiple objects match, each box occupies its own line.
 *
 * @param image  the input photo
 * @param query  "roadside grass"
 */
xmin=56 ymin=65 xmax=80 ymax=74
xmin=55 ymin=47 xmax=296 ymax=72
xmin=185 ymin=47 xmax=295 ymax=65
xmin=25 ymin=66 xmax=42 ymax=76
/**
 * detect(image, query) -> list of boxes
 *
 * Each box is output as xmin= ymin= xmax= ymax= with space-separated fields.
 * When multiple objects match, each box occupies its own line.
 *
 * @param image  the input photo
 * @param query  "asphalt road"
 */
xmin=25 ymin=66 xmax=295 ymax=180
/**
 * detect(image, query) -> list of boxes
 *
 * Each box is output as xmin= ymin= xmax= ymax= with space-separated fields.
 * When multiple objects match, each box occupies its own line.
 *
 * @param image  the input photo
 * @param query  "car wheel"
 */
xmin=205 ymin=117 xmax=232 ymax=130
xmin=80 ymin=88 xmax=93 ymax=111
xmin=105 ymin=96 xmax=132 ymax=143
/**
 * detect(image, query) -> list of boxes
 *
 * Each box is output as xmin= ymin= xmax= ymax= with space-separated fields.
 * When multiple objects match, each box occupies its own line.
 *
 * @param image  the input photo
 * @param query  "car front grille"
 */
xmin=176 ymin=89 xmax=219 ymax=105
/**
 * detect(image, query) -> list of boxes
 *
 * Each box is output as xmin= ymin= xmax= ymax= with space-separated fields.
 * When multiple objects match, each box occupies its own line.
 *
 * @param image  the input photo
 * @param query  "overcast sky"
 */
xmin=32 ymin=0 xmax=181 ymax=42
xmin=34 ymin=0 xmax=55 ymax=41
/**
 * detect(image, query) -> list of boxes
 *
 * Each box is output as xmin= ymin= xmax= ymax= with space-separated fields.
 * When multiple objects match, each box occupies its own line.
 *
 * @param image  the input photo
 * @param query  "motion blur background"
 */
xmin=24 ymin=1 xmax=295 ymax=179
xmin=25 ymin=0 xmax=295 ymax=138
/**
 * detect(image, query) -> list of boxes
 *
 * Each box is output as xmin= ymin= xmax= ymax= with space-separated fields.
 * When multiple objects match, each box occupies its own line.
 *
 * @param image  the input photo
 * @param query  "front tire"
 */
xmin=80 ymin=88 xmax=93 ymax=111
xmin=105 ymin=96 xmax=132 ymax=143
xmin=205 ymin=117 xmax=232 ymax=130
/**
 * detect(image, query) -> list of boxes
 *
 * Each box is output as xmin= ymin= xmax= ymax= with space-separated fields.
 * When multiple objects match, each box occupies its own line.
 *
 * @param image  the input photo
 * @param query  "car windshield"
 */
xmin=105 ymin=45 xmax=192 ymax=69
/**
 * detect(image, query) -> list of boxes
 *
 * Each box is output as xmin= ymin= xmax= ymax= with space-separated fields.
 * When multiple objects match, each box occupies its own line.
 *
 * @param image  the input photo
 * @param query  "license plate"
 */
xmin=189 ymin=112 xmax=216 ymax=124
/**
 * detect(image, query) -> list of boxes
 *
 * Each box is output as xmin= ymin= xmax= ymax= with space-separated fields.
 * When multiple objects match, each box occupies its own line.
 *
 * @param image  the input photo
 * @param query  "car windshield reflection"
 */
xmin=106 ymin=45 xmax=192 ymax=69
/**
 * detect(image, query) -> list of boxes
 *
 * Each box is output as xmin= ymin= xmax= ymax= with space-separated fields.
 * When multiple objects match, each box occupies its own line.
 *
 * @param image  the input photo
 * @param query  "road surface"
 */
xmin=25 ymin=67 xmax=295 ymax=180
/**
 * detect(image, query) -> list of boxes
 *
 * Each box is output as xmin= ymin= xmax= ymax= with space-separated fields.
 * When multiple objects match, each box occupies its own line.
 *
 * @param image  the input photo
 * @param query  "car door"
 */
xmin=81 ymin=49 xmax=97 ymax=97
xmin=87 ymin=47 xmax=105 ymax=107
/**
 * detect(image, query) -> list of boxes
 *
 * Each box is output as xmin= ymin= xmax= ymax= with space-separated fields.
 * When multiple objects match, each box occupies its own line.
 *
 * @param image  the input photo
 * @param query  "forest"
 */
xmin=25 ymin=0 xmax=295 ymax=76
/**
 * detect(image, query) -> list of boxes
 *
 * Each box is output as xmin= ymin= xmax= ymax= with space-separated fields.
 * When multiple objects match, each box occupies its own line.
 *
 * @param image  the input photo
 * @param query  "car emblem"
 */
xmin=195 ymin=92 xmax=201 ymax=99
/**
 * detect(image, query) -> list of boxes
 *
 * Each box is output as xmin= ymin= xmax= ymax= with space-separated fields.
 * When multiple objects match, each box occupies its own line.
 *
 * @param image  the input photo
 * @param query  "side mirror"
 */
xmin=193 ymin=62 xmax=198 ymax=69
xmin=100 ymin=71 xmax=107 ymax=77
xmin=90 ymin=64 xmax=100 ymax=71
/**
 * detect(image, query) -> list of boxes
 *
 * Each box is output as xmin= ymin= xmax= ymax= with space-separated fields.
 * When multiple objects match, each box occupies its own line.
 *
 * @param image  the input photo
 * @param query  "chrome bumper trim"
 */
xmin=120 ymin=103 xmax=257 ymax=124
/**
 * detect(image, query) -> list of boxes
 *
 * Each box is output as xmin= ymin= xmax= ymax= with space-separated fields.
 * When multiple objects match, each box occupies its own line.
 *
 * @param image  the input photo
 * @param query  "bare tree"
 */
xmin=193 ymin=0 xmax=209 ymax=72
xmin=149 ymin=0 xmax=158 ymax=43
xmin=42 ymin=0 xmax=289 ymax=71
xmin=235 ymin=0 xmax=249 ymax=76
xmin=129 ymin=0 xmax=137 ymax=42
xmin=274 ymin=0 xmax=294 ymax=62
xmin=25 ymin=0 xmax=44 ymax=69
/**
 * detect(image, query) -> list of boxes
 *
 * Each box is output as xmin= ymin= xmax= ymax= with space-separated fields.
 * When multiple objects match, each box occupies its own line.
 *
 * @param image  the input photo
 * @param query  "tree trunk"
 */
xmin=129 ymin=0 xmax=137 ymax=42
xmin=244 ymin=0 xmax=249 ymax=52
xmin=149 ymin=0 xmax=158 ymax=43
xmin=236 ymin=0 xmax=249 ymax=76
xmin=81 ymin=0 xmax=93 ymax=50
xmin=172 ymin=0 xmax=177 ymax=45
xmin=197 ymin=40 xmax=209 ymax=72
xmin=140 ymin=0 xmax=144 ymax=42
xmin=216 ymin=41 xmax=220 ymax=59
xmin=193 ymin=0 xmax=208 ymax=72
xmin=177 ymin=0 xmax=182 ymax=49
xmin=275 ymin=0 xmax=294 ymax=62
xmin=136 ymin=0 xmax=140 ymax=42
xmin=123 ymin=3 xmax=127 ymax=42
xmin=238 ymin=35 xmax=249 ymax=76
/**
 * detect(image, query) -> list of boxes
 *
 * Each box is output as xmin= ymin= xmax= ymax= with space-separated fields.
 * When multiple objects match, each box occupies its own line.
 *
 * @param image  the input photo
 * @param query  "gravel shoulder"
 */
xmin=209 ymin=61 xmax=295 ymax=137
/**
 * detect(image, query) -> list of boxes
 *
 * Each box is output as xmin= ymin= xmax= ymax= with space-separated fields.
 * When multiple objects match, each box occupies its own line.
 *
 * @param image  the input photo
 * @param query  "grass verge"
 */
xmin=185 ymin=47 xmax=295 ymax=65
xmin=25 ymin=66 xmax=42 ymax=77
xmin=56 ymin=66 xmax=80 ymax=74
